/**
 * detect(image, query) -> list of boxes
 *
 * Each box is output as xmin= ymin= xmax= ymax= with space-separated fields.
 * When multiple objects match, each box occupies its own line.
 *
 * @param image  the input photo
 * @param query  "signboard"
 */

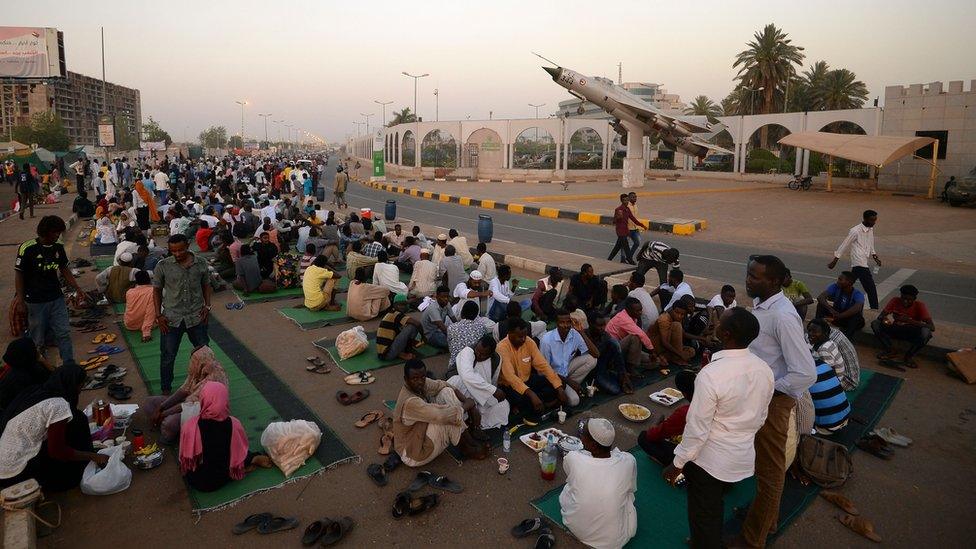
xmin=140 ymin=141 xmax=165 ymax=151
xmin=98 ymin=115 xmax=116 ymax=147
xmin=0 ymin=27 xmax=66 ymax=79
xmin=371 ymin=129 xmax=385 ymax=179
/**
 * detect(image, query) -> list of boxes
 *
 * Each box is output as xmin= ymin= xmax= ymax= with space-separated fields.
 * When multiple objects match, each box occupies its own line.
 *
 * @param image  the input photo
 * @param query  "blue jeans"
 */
xmin=425 ymin=328 xmax=449 ymax=349
xmin=27 ymin=296 xmax=74 ymax=365
xmin=159 ymin=320 xmax=210 ymax=392
xmin=627 ymin=230 xmax=641 ymax=262
xmin=488 ymin=299 xmax=530 ymax=322
xmin=158 ymin=190 xmax=168 ymax=205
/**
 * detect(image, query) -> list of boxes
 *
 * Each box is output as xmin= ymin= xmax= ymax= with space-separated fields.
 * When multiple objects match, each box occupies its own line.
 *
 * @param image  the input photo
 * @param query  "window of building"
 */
xmin=915 ymin=130 xmax=948 ymax=159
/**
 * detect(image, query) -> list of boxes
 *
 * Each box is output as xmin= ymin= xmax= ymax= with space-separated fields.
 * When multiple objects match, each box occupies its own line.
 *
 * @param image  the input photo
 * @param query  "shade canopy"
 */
xmin=777 ymin=132 xmax=936 ymax=167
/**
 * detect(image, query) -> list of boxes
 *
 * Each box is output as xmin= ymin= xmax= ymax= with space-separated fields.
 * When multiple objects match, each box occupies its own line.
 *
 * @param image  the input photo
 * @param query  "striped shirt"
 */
xmin=810 ymin=361 xmax=851 ymax=431
xmin=828 ymin=329 xmax=860 ymax=390
xmin=376 ymin=311 xmax=408 ymax=356
xmin=636 ymin=241 xmax=679 ymax=268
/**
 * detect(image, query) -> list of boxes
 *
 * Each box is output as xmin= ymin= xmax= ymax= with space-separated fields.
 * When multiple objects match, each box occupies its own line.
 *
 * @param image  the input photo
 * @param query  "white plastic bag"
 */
xmin=80 ymin=446 xmax=132 ymax=495
xmin=260 ymin=420 xmax=322 ymax=478
xmin=336 ymin=326 xmax=368 ymax=359
xmin=180 ymin=401 xmax=201 ymax=425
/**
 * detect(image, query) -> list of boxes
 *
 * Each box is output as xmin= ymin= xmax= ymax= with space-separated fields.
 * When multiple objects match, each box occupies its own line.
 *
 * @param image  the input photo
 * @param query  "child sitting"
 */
xmin=637 ymin=370 xmax=696 ymax=465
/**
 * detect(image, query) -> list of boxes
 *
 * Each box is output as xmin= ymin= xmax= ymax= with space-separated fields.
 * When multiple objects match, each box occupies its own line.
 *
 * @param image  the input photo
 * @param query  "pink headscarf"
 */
xmin=178 ymin=381 xmax=249 ymax=480
xmin=179 ymin=346 xmax=229 ymax=403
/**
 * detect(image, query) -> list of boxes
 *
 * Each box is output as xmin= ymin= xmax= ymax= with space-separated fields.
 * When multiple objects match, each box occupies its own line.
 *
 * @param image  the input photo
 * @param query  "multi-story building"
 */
xmin=0 ymin=70 xmax=141 ymax=148
xmin=556 ymin=81 xmax=686 ymax=119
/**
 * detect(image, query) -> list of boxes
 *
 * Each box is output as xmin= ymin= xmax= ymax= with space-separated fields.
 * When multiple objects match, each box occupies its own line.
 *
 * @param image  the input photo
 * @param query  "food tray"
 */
xmin=649 ymin=387 xmax=685 ymax=407
xmin=519 ymin=427 xmax=566 ymax=452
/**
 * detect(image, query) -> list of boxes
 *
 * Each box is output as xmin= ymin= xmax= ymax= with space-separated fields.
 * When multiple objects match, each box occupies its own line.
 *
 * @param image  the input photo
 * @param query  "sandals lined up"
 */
xmin=306 ymin=356 xmax=331 ymax=374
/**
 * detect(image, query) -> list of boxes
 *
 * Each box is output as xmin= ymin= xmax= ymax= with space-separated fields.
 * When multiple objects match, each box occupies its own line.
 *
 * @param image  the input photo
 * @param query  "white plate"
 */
xmin=519 ymin=427 xmax=566 ymax=452
xmin=650 ymin=387 xmax=684 ymax=407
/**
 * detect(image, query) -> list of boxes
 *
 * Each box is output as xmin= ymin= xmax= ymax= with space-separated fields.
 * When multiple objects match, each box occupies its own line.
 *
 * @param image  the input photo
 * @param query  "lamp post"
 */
xmin=360 ymin=112 xmax=374 ymax=136
xmin=747 ymin=87 xmax=764 ymax=116
xmin=284 ymin=123 xmax=293 ymax=150
xmin=374 ymin=100 xmax=393 ymax=127
xmin=273 ymin=120 xmax=283 ymax=148
xmin=433 ymin=89 xmax=439 ymax=122
xmin=258 ymin=113 xmax=271 ymax=145
xmin=353 ymin=121 xmax=365 ymax=137
xmin=234 ymin=100 xmax=247 ymax=146
xmin=529 ymin=102 xmax=546 ymax=119
xmin=401 ymin=71 xmax=429 ymax=121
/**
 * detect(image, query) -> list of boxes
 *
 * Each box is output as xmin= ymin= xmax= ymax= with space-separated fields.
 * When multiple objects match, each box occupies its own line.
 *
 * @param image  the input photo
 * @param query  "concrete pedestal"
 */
xmin=622 ymin=125 xmax=645 ymax=188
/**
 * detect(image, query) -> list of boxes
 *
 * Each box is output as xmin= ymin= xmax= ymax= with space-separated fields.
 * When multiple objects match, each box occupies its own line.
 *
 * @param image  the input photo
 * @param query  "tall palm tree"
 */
xmin=813 ymin=69 xmax=869 ymax=111
xmin=388 ymin=107 xmax=416 ymax=126
xmin=684 ymin=95 xmax=723 ymax=123
xmin=721 ymin=87 xmax=749 ymax=116
xmin=733 ymin=23 xmax=805 ymax=147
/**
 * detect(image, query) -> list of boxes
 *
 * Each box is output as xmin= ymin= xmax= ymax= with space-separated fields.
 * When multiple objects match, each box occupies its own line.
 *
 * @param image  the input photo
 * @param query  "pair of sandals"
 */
xmin=231 ymin=512 xmax=300 ymax=535
xmin=869 ymin=427 xmax=912 ymax=447
xmin=225 ymin=301 xmax=245 ymax=310
xmin=344 ymin=372 xmax=375 ymax=385
xmin=336 ymin=390 xmax=369 ymax=406
xmin=78 ymin=324 xmax=107 ymax=334
xmin=857 ymin=434 xmax=895 ymax=460
xmin=305 ymin=356 xmax=331 ymax=374
xmin=80 ymin=355 xmax=109 ymax=369
xmin=91 ymin=333 xmax=117 ymax=344
xmin=89 ymin=344 xmax=123 ymax=356
xmin=366 ymin=453 xmax=401 ymax=487
xmin=405 ymin=470 xmax=463 ymax=494
xmin=302 ymin=517 xmax=355 ymax=546
xmin=107 ymin=383 xmax=132 ymax=400
xmin=392 ymin=491 xmax=439 ymax=520
xmin=512 ymin=517 xmax=556 ymax=548
xmin=376 ymin=418 xmax=393 ymax=455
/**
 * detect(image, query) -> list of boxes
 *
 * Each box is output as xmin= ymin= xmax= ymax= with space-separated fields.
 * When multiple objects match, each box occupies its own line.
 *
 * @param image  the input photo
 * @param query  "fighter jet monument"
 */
xmin=541 ymin=58 xmax=731 ymax=188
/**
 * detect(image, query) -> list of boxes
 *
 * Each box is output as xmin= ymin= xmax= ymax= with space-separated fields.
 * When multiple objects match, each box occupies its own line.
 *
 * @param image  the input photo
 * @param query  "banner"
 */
xmin=98 ymin=115 xmax=116 ymax=147
xmin=140 ymin=141 xmax=166 ymax=151
xmin=371 ymin=128 xmax=385 ymax=179
xmin=0 ymin=27 xmax=64 ymax=79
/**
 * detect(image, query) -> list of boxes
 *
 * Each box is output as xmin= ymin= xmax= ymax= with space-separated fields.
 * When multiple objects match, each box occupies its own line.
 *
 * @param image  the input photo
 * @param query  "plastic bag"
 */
xmin=336 ymin=326 xmax=368 ymax=359
xmin=180 ymin=401 xmax=201 ymax=425
xmin=260 ymin=420 xmax=322 ymax=477
xmin=80 ymin=446 xmax=132 ymax=495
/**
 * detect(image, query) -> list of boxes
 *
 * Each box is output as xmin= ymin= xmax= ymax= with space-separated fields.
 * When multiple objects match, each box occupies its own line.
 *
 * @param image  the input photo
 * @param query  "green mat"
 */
xmin=531 ymin=369 xmax=902 ymax=548
xmin=233 ymin=285 xmax=304 ymax=304
xmin=93 ymin=256 xmax=114 ymax=270
xmin=313 ymin=334 xmax=445 ymax=374
xmin=278 ymin=303 xmax=351 ymax=330
xmin=118 ymin=319 xmax=357 ymax=513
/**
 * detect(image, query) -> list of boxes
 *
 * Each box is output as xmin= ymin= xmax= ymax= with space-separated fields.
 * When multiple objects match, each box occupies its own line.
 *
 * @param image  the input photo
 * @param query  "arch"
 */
xmin=401 ymin=130 xmax=415 ymax=166
xmin=567 ymin=127 xmax=604 ymax=170
xmin=421 ymin=129 xmax=457 ymax=168
xmin=816 ymin=121 xmax=867 ymax=135
xmin=465 ymin=127 xmax=504 ymax=169
xmin=744 ymin=123 xmax=794 ymax=174
xmin=513 ymin=127 xmax=556 ymax=169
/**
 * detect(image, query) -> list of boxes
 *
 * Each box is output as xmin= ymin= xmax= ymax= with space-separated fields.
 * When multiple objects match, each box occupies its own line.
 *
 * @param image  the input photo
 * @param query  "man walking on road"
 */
xmin=608 ymin=194 xmax=646 ymax=264
xmin=333 ymin=165 xmax=349 ymax=209
xmin=626 ymin=192 xmax=641 ymax=260
xmin=153 ymin=234 xmax=212 ymax=395
xmin=829 ymin=209 xmax=881 ymax=309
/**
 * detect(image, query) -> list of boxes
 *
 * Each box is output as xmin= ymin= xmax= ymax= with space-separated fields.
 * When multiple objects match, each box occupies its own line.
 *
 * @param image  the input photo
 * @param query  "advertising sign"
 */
xmin=140 ymin=141 xmax=166 ymax=151
xmin=371 ymin=128 xmax=385 ymax=179
xmin=0 ymin=27 xmax=65 ymax=79
xmin=98 ymin=115 xmax=116 ymax=147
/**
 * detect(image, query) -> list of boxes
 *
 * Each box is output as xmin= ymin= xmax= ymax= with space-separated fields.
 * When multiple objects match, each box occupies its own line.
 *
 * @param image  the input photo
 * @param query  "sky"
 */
xmin=8 ymin=0 xmax=975 ymax=144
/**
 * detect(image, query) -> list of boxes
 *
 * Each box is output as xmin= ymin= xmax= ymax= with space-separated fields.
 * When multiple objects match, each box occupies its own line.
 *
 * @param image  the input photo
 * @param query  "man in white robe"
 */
xmin=448 ymin=336 xmax=510 ymax=430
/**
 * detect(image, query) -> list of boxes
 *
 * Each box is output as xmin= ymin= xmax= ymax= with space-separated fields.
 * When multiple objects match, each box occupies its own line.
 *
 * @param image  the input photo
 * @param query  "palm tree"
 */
xmin=733 ymin=23 xmax=805 ymax=147
xmin=684 ymin=95 xmax=723 ymax=123
xmin=812 ymin=69 xmax=869 ymax=111
xmin=387 ymin=107 xmax=416 ymax=126
xmin=721 ymin=87 xmax=749 ymax=116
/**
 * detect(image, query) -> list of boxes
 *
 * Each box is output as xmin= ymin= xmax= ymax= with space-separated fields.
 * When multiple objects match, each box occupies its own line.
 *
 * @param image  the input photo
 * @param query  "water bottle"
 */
xmin=701 ymin=348 xmax=712 ymax=367
xmin=873 ymin=266 xmax=880 ymax=275
xmin=539 ymin=434 xmax=558 ymax=481
xmin=502 ymin=430 xmax=511 ymax=453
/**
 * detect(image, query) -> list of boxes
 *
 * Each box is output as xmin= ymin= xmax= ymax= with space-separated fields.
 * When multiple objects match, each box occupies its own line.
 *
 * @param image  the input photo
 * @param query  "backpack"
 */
xmin=797 ymin=434 xmax=853 ymax=488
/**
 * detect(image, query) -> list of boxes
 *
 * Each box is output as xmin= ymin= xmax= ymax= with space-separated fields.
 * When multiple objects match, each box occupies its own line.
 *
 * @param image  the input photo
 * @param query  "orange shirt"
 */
xmin=497 ymin=337 xmax=562 ymax=395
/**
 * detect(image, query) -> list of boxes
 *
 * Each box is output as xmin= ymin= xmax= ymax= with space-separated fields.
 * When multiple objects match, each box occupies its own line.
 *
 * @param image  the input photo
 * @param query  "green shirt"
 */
xmin=783 ymin=280 xmax=810 ymax=303
xmin=152 ymin=253 xmax=209 ymax=328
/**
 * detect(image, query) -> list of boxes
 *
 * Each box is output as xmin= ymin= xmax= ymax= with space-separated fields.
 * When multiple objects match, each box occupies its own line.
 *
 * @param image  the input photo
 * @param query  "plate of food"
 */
xmin=650 ymin=387 xmax=685 ymax=407
xmin=618 ymin=403 xmax=652 ymax=422
xmin=557 ymin=435 xmax=584 ymax=453
xmin=519 ymin=427 xmax=566 ymax=452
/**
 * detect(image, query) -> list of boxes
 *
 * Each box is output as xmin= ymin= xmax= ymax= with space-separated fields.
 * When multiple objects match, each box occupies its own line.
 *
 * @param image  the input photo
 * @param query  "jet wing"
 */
xmin=608 ymin=89 xmax=714 ymax=132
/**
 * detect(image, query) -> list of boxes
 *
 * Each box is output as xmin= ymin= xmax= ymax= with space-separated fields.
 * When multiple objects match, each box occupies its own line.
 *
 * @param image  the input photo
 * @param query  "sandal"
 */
xmin=80 ymin=356 xmax=109 ymax=368
xmin=367 ymin=463 xmax=388 ymax=486
xmin=856 ymin=436 xmax=893 ymax=460
xmin=306 ymin=364 xmax=331 ymax=374
xmin=91 ymin=333 xmax=109 ymax=344
xmin=232 ymin=512 xmax=272 ymax=534
xmin=428 ymin=474 xmax=463 ymax=493
xmin=319 ymin=517 xmax=354 ymax=546
xmin=392 ymin=492 xmax=412 ymax=519
xmin=512 ymin=517 xmax=544 ymax=538
xmin=534 ymin=530 xmax=555 ymax=549
xmin=336 ymin=390 xmax=369 ymax=405
xmin=107 ymin=383 xmax=133 ymax=400
xmin=407 ymin=493 xmax=439 ymax=516
xmin=301 ymin=519 xmax=333 ymax=546
xmin=406 ymin=471 xmax=432 ymax=492
xmin=256 ymin=516 xmax=300 ymax=534
xmin=355 ymin=410 xmax=384 ymax=428
xmin=81 ymin=379 xmax=107 ymax=391
xmin=378 ymin=432 xmax=393 ymax=455
xmin=872 ymin=427 xmax=912 ymax=447
xmin=838 ymin=513 xmax=882 ymax=543
xmin=344 ymin=372 xmax=375 ymax=385
xmin=820 ymin=490 xmax=859 ymax=515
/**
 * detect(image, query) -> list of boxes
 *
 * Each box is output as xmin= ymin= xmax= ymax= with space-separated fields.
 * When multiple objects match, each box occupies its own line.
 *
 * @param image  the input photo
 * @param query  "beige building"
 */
xmin=557 ymin=81 xmax=685 ymax=119
xmin=1 ymin=71 xmax=141 ymax=148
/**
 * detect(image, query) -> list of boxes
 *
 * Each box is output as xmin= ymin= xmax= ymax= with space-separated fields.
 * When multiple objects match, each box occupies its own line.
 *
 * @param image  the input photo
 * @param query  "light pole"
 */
xmin=258 ymin=113 xmax=271 ymax=145
xmin=284 ymin=123 xmax=293 ymax=150
xmin=353 ymin=121 xmax=365 ymax=137
xmin=747 ymin=87 xmax=764 ymax=116
xmin=433 ymin=89 xmax=439 ymax=122
xmin=401 ymin=71 xmax=429 ymax=121
xmin=529 ymin=102 xmax=546 ymax=119
xmin=273 ymin=120 xmax=283 ymax=148
xmin=374 ymin=100 xmax=393 ymax=127
xmin=360 ymin=113 xmax=374 ymax=136
xmin=234 ymin=100 xmax=247 ymax=145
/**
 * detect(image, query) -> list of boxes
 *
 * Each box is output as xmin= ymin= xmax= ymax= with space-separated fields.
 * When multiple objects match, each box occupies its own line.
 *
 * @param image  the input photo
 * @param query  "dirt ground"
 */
xmin=0 ymin=200 xmax=974 ymax=548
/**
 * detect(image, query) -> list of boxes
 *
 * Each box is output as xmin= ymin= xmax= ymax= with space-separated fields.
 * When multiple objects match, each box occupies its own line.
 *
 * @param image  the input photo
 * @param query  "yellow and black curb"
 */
xmin=360 ymin=180 xmax=705 ymax=235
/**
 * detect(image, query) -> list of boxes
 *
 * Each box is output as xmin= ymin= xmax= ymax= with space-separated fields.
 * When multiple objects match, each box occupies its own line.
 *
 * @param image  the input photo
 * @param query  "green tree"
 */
xmin=388 ymin=107 xmax=416 ymax=126
xmin=684 ymin=95 xmax=723 ymax=123
xmin=142 ymin=116 xmax=172 ymax=146
xmin=228 ymin=135 xmax=243 ymax=149
xmin=812 ymin=69 xmax=868 ymax=111
xmin=199 ymin=126 xmax=228 ymax=149
xmin=721 ymin=87 xmax=749 ymax=116
xmin=11 ymin=110 xmax=69 ymax=150
xmin=733 ymin=23 xmax=805 ymax=147
xmin=115 ymin=117 xmax=140 ymax=151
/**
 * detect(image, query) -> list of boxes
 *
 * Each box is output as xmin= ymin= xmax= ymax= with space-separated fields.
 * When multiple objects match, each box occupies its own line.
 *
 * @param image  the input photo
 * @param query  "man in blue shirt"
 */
xmin=815 ymin=271 xmax=866 ymax=338
xmin=539 ymin=309 xmax=598 ymax=406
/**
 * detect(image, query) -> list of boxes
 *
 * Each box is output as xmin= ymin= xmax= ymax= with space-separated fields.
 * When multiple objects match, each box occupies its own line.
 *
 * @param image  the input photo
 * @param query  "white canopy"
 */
xmin=778 ymin=132 xmax=936 ymax=167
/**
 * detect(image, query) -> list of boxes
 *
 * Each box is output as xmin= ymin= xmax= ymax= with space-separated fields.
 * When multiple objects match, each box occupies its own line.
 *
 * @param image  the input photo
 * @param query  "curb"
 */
xmin=361 ymin=180 xmax=706 ymax=235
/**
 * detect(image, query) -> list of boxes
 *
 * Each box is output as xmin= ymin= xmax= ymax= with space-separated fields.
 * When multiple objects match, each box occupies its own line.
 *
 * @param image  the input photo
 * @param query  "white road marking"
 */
xmin=875 ymin=268 xmax=917 ymax=304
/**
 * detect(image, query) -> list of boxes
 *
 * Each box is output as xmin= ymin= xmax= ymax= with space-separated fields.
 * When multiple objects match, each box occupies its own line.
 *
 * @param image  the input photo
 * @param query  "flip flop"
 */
xmin=838 ymin=513 xmax=882 ymax=543
xmin=511 ymin=517 xmax=544 ymax=538
xmin=91 ymin=333 xmax=108 ymax=344
xmin=856 ymin=436 xmax=893 ymax=460
xmin=378 ymin=432 xmax=393 ymax=455
xmin=256 ymin=516 xmax=300 ymax=534
xmin=428 ymin=474 xmax=463 ymax=493
xmin=534 ymin=530 xmax=556 ymax=549
xmin=383 ymin=452 xmax=402 ymax=472
xmin=107 ymin=383 xmax=133 ymax=400
xmin=392 ymin=492 xmax=412 ymax=519
xmin=319 ymin=517 xmax=354 ymax=546
xmin=820 ymin=490 xmax=859 ymax=515
xmin=406 ymin=471 xmax=432 ymax=492
xmin=367 ymin=463 xmax=388 ymax=487
xmin=232 ymin=512 xmax=272 ymax=534
xmin=355 ymin=410 xmax=384 ymax=428
xmin=81 ymin=379 xmax=107 ymax=391
xmin=233 ymin=302 xmax=245 ymax=310
xmin=306 ymin=364 xmax=332 ymax=374
xmin=336 ymin=390 xmax=370 ymax=405
xmin=874 ymin=427 xmax=913 ymax=447
xmin=407 ymin=493 xmax=439 ymax=516
xmin=102 ymin=333 xmax=117 ymax=343
xmin=301 ymin=519 xmax=334 ymax=546
xmin=344 ymin=372 xmax=375 ymax=385
xmin=225 ymin=302 xmax=236 ymax=310
xmin=336 ymin=391 xmax=353 ymax=405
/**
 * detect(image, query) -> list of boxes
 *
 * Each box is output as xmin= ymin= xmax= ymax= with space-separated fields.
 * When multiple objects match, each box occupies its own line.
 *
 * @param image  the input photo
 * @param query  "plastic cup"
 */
xmin=557 ymin=410 xmax=567 ymax=424
xmin=497 ymin=457 xmax=509 ymax=475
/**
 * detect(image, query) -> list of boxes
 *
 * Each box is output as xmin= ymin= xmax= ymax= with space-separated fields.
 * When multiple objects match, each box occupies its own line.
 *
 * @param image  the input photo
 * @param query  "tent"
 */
xmin=778 ymin=132 xmax=939 ymax=196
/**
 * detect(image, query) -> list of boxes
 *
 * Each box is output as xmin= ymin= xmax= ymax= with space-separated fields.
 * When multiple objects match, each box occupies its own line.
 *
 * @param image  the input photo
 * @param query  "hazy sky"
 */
xmin=9 ymin=0 xmax=975 ymax=143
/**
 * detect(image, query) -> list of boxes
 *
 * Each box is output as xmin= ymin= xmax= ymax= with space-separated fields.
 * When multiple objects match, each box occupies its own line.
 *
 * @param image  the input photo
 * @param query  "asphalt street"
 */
xmin=335 ymin=174 xmax=976 ymax=327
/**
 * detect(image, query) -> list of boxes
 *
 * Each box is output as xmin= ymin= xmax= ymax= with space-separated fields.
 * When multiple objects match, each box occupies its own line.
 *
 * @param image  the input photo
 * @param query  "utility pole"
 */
xmin=374 ymin=100 xmax=393 ymax=127
xmin=273 ymin=120 xmax=283 ymax=148
xmin=529 ymin=103 xmax=546 ymax=119
xmin=401 ymin=71 xmax=429 ymax=121
xmin=101 ymin=26 xmax=110 ymax=161
xmin=258 ymin=113 xmax=271 ymax=145
xmin=234 ymin=100 xmax=247 ymax=147
xmin=360 ymin=112 xmax=374 ymax=135
xmin=353 ymin=121 xmax=365 ymax=137
xmin=284 ymin=123 xmax=293 ymax=150
xmin=433 ymin=89 xmax=439 ymax=122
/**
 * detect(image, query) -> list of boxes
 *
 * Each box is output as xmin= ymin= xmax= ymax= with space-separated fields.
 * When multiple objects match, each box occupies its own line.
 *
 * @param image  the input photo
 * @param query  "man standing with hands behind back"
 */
xmin=153 ymin=234 xmax=212 ymax=395
xmin=829 ymin=209 xmax=881 ymax=310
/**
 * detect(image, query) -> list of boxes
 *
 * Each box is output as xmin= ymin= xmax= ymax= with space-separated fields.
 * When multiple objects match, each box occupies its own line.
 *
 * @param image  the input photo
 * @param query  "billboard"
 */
xmin=98 ymin=115 xmax=116 ymax=147
xmin=0 ymin=27 xmax=66 ymax=79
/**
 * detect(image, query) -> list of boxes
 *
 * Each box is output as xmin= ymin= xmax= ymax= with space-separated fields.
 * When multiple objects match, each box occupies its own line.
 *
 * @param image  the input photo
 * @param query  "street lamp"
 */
xmin=234 ymin=100 xmax=247 ymax=145
xmin=433 ymin=89 xmax=439 ymax=122
xmin=360 ymin=112 xmax=374 ymax=135
xmin=401 ymin=71 xmax=429 ymax=122
xmin=529 ymin=103 xmax=546 ymax=119
xmin=353 ymin=121 xmax=366 ymax=137
xmin=273 ymin=120 xmax=283 ymax=147
xmin=374 ymin=100 xmax=393 ymax=127
xmin=258 ymin=113 xmax=271 ymax=144
xmin=284 ymin=123 xmax=293 ymax=150
xmin=747 ymin=87 xmax=764 ymax=116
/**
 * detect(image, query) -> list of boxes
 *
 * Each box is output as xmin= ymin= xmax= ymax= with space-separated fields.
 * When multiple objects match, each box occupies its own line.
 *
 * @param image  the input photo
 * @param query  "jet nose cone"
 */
xmin=543 ymin=66 xmax=561 ymax=80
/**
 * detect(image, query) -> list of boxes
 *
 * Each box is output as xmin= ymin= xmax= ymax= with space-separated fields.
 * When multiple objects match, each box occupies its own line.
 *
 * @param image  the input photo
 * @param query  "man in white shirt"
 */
xmin=828 ymin=209 xmax=881 ymax=309
xmin=626 ymin=271 xmax=659 ymax=329
xmin=371 ymin=250 xmax=408 ymax=295
xmin=452 ymin=270 xmax=492 ymax=317
xmin=384 ymin=224 xmax=407 ymax=249
xmin=447 ymin=336 xmax=510 ymax=429
xmin=653 ymin=268 xmax=693 ymax=312
xmin=447 ymin=229 xmax=474 ymax=268
xmin=475 ymin=242 xmax=497 ymax=282
xmin=559 ymin=417 xmax=637 ymax=549
xmin=487 ymin=264 xmax=518 ymax=321
xmin=664 ymin=307 xmax=774 ymax=548
xmin=198 ymin=207 xmax=220 ymax=231
xmin=737 ymin=255 xmax=817 ymax=547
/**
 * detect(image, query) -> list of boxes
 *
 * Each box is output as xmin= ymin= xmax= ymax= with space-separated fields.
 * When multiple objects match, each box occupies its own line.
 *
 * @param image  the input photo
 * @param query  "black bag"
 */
xmin=797 ymin=435 xmax=853 ymax=488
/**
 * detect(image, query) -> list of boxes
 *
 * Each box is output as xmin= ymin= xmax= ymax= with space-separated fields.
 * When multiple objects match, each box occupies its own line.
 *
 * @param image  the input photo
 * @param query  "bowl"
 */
xmin=618 ymin=403 xmax=652 ymax=422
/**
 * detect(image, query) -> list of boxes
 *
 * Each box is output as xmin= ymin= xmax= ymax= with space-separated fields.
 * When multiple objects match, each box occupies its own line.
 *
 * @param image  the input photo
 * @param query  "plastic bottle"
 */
xmin=701 ymin=348 xmax=712 ymax=367
xmin=502 ymin=430 xmax=511 ymax=453
xmin=539 ymin=434 xmax=558 ymax=481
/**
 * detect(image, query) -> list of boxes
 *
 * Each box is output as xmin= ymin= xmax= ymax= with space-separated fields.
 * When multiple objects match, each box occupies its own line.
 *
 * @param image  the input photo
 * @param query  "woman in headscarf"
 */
xmin=133 ymin=177 xmax=160 ymax=234
xmin=180 ymin=381 xmax=270 ymax=492
xmin=0 ymin=364 xmax=107 ymax=491
xmin=0 ymin=338 xmax=51 ymax=412
xmin=141 ymin=346 xmax=228 ymax=444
